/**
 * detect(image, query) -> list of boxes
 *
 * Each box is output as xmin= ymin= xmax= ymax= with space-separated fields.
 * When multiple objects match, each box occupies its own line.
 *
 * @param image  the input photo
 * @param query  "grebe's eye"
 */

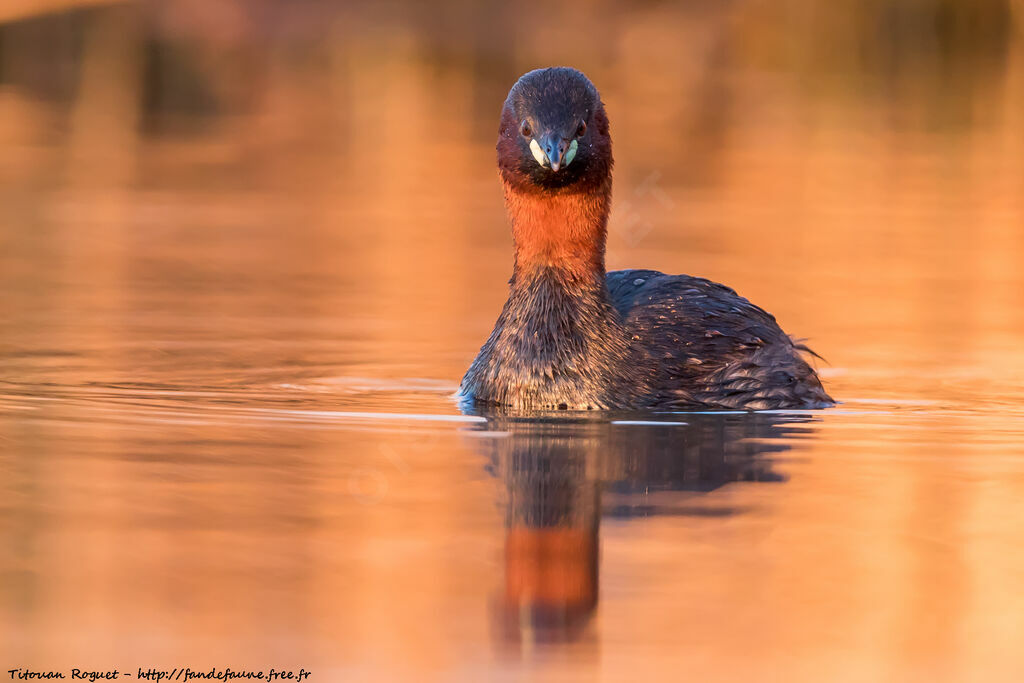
xmin=576 ymin=120 xmax=587 ymax=137
xmin=520 ymin=120 xmax=532 ymax=137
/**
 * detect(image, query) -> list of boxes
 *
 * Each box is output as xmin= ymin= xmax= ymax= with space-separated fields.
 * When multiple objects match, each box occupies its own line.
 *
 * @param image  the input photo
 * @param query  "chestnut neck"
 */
xmin=504 ymin=178 xmax=611 ymax=286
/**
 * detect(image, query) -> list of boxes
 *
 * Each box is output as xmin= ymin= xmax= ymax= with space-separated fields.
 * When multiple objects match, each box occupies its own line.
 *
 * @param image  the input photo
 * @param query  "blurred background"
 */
xmin=2 ymin=0 xmax=1022 ymax=386
xmin=1 ymin=1 xmax=1023 ymax=681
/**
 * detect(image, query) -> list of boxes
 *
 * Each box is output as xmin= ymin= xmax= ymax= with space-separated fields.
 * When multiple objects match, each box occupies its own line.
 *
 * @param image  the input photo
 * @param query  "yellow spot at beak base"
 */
xmin=529 ymin=139 xmax=548 ymax=167
xmin=564 ymin=139 xmax=578 ymax=167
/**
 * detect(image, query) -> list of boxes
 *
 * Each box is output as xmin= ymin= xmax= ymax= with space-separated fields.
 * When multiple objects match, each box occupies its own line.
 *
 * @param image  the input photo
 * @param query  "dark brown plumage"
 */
xmin=459 ymin=67 xmax=832 ymax=411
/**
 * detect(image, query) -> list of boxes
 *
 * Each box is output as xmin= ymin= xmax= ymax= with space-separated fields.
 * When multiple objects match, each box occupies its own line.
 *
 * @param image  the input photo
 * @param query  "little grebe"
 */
xmin=460 ymin=67 xmax=833 ymax=411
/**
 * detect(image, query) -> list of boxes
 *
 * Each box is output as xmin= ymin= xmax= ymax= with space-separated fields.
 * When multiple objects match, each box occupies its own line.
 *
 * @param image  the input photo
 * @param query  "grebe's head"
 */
xmin=497 ymin=67 xmax=612 ymax=193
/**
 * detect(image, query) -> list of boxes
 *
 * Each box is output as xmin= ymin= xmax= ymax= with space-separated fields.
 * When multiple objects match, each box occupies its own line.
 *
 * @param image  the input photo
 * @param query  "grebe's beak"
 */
xmin=531 ymin=134 xmax=577 ymax=172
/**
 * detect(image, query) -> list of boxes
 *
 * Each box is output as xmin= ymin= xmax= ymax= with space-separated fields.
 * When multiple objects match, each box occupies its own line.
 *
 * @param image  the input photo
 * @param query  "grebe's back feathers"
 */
xmin=607 ymin=269 xmax=832 ymax=410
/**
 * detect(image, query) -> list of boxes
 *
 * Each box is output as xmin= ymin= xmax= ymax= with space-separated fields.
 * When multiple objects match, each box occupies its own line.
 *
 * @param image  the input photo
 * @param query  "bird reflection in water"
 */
xmin=463 ymin=411 xmax=817 ymax=646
